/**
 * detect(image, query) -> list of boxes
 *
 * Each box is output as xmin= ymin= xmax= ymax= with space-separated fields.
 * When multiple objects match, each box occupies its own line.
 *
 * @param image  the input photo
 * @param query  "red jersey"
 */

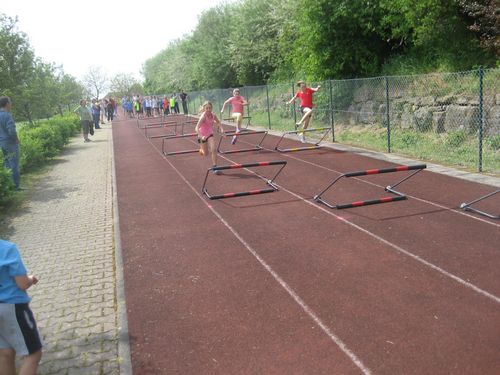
xmin=296 ymin=88 xmax=314 ymax=108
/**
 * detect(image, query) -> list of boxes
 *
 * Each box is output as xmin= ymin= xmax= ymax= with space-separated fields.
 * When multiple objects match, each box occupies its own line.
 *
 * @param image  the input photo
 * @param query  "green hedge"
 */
xmin=0 ymin=114 xmax=80 ymax=207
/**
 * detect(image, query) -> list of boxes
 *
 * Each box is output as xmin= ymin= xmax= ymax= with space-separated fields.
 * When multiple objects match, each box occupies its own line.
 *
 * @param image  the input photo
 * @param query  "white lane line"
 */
xmin=137 ymin=124 xmax=372 ymax=375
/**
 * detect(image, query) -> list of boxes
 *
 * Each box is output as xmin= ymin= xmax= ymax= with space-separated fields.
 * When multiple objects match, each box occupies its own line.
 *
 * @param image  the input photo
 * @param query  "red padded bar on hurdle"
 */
xmin=209 ymin=188 xmax=276 ymax=200
xmin=344 ymin=164 xmax=426 ymax=178
xmin=337 ymin=196 xmax=406 ymax=209
xmin=213 ymin=161 xmax=286 ymax=171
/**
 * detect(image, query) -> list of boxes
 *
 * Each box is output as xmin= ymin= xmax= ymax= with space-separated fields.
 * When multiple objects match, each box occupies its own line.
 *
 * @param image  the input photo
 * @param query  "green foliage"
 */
xmin=445 ymin=131 xmax=468 ymax=147
xmin=142 ymin=0 xmax=496 ymax=90
xmin=486 ymin=135 xmax=500 ymax=151
xmin=0 ymin=14 xmax=85 ymax=122
xmin=0 ymin=153 xmax=15 ymax=206
xmin=17 ymin=114 xmax=80 ymax=172
xmin=400 ymin=131 xmax=422 ymax=147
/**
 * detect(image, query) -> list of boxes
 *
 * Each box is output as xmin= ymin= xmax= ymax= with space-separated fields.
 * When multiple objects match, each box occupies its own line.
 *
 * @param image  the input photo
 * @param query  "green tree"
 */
xmin=82 ymin=66 xmax=108 ymax=100
xmin=110 ymin=73 xmax=143 ymax=97
xmin=57 ymin=74 xmax=85 ymax=114
xmin=0 ymin=14 xmax=36 ymax=119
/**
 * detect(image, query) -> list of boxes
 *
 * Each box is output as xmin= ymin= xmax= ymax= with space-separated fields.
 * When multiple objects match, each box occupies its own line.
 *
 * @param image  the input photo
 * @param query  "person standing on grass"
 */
xmin=0 ymin=97 xmax=21 ymax=190
xmin=163 ymin=96 xmax=170 ymax=116
xmin=173 ymin=93 xmax=180 ymax=114
xmin=221 ymin=88 xmax=248 ymax=145
xmin=180 ymin=91 xmax=188 ymax=115
xmin=74 ymin=99 xmax=93 ymax=142
xmin=195 ymin=101 xmax=225 ymax=174
xmin=169 ymin=95 xmax=176 ymax=114
xmin=287 ymin=81 xmax=321 ymax=142
xmin=0 ymin=239 xmax=43 ymax=375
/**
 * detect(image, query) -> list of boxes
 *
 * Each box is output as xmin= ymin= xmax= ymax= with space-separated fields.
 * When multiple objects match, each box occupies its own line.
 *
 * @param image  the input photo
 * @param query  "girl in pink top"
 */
xmin=221 ymin=88 xmax=248 ymax=144
xmin=195 ymin=101 xmax=225 ymax=173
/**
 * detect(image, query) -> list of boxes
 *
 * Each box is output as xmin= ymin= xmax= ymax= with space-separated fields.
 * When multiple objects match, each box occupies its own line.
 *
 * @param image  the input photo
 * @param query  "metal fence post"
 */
xmin=329 ymin=80 xmax=335 ymax=142
xmin=385 ymin=76 xmax=391 ymax=153
xmin=478 ymin=66 xmax=484 ymax=172
xmin=292 ymin=82 xmax=297 ymax=127
xmin=266 ymin=85 xmax=271 ymax=129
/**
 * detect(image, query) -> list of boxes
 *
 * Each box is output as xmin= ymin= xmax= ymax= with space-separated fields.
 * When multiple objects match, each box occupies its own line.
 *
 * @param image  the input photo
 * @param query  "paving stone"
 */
xmin=1 ymin=123 xmax=120 ymax=374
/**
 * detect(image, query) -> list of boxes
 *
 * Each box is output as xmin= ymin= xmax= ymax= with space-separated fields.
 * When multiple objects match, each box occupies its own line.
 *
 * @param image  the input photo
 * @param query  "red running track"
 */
xmin=114 ymin=115 xmax=500 ymax=375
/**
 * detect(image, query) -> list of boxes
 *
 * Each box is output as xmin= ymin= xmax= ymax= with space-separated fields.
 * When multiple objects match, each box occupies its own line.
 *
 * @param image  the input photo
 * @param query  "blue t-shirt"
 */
xmin=0 ymin=240 xmax=30 ymax=303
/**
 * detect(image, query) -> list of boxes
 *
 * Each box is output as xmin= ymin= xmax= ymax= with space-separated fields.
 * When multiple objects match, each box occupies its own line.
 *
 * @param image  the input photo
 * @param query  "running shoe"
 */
xmin=231 ymin=129 xmax=240 ymax=145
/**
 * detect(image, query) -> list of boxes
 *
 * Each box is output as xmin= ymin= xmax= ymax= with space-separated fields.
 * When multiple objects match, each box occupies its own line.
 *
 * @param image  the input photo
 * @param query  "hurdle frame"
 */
xmin=460 ymin=189 xmax=499 ymax=219
xmin=161 ymin=132 xmax=200 ymax=156
xmin=223 ymin=104 xmax=251 ymax=128
xmin=138 ymin=115 xmax=199 ymax=136
xmin=217 ymin=130 xmax=268 ymax=154
xmin=202 ymin=160 xmax=287 ymax=200
xmin=314 ymin=164 xmax=427 ymax=209
xmin=274 ymin=127 xmax=332 ymax=152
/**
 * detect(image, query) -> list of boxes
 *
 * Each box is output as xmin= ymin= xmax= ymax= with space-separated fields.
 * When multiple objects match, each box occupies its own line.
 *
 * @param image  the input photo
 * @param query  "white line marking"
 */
xmin=136 ymin=123 xmax=372 ymax=375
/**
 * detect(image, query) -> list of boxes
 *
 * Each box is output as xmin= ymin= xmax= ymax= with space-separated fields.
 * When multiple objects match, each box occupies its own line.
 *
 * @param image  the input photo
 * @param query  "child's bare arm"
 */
xmin=312 ymin=85 xmax=321 ymax=92
xmin=195 ymin=113 xmax=205 ymax=134
xmin=15 ymin=275 xmax=38 ymax=290
xmin=221 ymin=99 xmax=230 ymax=113
xmin=214 ymin=115 xmax=225 ymax=135
xmin=287 ymin=93 xmax=298 ymax=105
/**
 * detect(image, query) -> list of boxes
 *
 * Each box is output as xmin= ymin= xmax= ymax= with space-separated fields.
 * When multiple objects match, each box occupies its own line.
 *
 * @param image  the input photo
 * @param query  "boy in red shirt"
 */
xmin=287 ymin=81 xmax=321 ymax=142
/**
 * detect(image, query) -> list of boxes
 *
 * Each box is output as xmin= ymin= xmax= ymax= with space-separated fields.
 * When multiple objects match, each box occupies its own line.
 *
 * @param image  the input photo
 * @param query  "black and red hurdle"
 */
xmin=274 ymin=127 xmax=332 ymax=152
xmin=161 ymin=132 xmax=200 ymax=156
xmin=314 ymin=164 xmax=427 ymax=209
xmin=217 ymin=129 xmax=268 ymax=154
xmin=202 ymin=160 xmax=287 ymax=200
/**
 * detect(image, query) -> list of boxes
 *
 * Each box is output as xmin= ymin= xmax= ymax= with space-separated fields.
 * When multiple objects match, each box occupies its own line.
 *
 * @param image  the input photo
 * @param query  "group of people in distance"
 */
xmin=195 ymin=81 xmax=320 ymax=173
xmin=122 ymin=92 xmax=189 ymax=120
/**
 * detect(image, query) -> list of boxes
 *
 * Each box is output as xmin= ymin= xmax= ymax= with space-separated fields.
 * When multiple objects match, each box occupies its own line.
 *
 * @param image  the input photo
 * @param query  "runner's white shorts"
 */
xmin=0 ymin=303 xmax=42 ymax=355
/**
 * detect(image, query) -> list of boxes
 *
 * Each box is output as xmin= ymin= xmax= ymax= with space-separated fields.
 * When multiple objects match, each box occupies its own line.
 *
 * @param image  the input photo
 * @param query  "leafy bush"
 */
xmin=400 ymin=131 xmax=421 ymax=147
xmin=445 ymin=131 xmax=467 ymax=147
xmin=0 ymin=113 xmax=80 ymax=208
xmin=0 ymin=153 xmax=15 ymax=206
xmin=18 ymin=114 xmax=79 ymax=172
xmin=486 ymin=135 xmax=500 ymax=151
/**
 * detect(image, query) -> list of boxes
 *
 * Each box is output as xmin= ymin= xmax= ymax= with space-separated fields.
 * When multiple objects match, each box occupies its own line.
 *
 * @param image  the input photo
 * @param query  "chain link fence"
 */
xmin=180 ymin=68 xmax=500 ymax=174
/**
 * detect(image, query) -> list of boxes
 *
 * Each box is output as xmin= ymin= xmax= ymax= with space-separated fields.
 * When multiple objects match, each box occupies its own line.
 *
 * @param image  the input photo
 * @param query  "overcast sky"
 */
xmin=2 ymin=0 xmax=228 ymax=81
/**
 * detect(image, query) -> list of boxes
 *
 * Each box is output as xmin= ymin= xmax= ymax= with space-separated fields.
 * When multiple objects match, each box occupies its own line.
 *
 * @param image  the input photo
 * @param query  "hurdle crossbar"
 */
xmin=314 ymin=164 xmax=427 ymax=209
xmin=147 ymin=118 xmax=199 ymax=138
xmin=202 ymin=160 xmax=287 ymax=200
xmin=460 ymin=189 xmax=499 ymax=219
xmin=274 ymin=127 xmax=332 ymax=152
xmin=217 ymin=130 xmax=268 ymax=154
xmin=161 ymin=132 xmax=200 ymax=155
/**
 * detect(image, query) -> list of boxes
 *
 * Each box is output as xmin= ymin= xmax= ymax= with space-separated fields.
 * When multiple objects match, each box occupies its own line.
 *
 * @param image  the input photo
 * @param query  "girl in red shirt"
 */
xmin=287 ymin=81 xmax=321 ymax=142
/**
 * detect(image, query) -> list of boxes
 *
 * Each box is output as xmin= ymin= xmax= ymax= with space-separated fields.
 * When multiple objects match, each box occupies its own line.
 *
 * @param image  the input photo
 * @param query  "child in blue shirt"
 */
xmin=0 ymin=239 xmax=42 ymax=375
